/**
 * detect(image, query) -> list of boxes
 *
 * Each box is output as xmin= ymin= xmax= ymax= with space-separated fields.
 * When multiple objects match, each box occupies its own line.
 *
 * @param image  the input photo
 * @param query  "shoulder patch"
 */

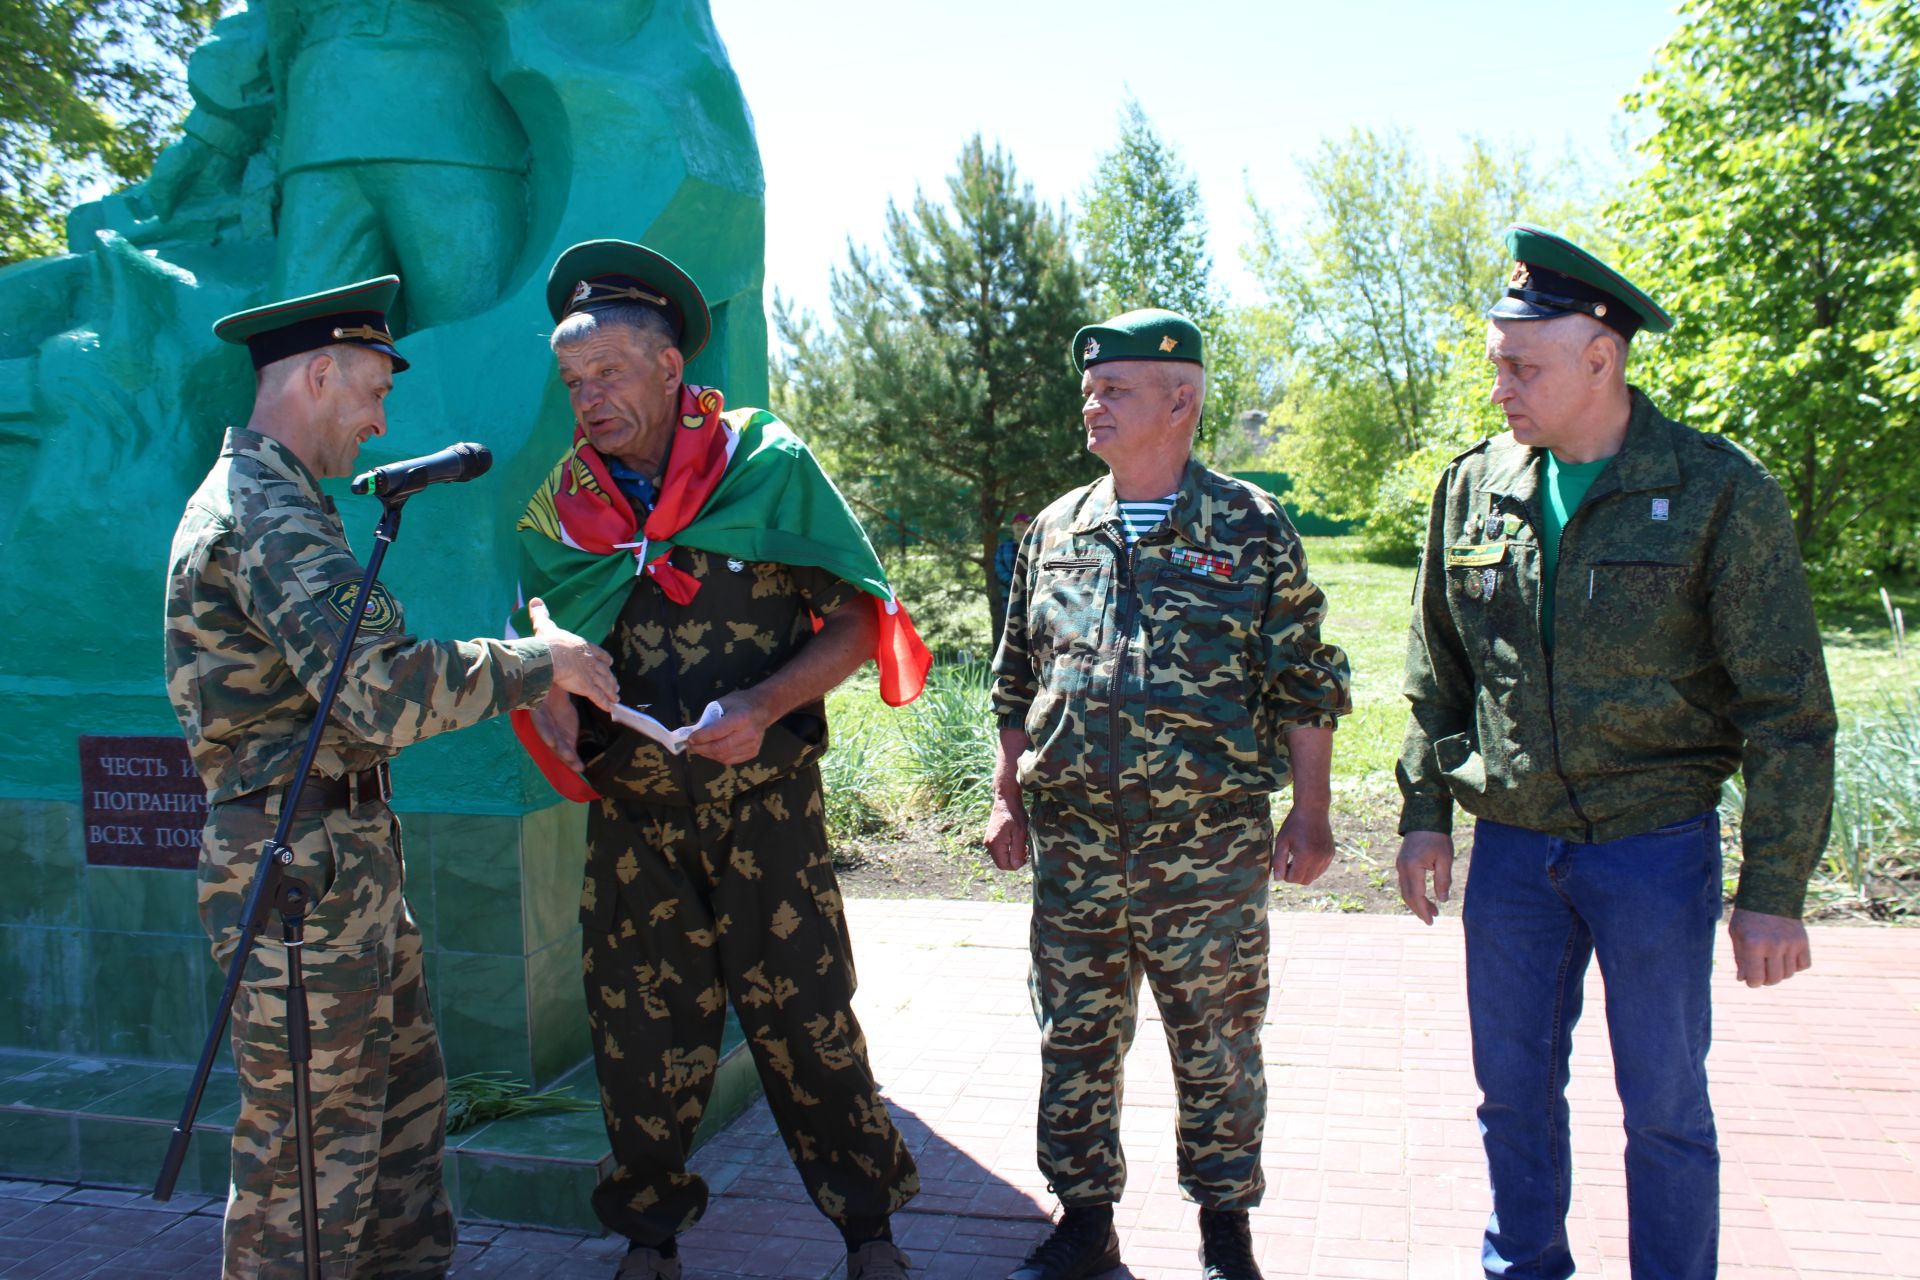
xmin=322 ymin=581 xmax=401 ymax=633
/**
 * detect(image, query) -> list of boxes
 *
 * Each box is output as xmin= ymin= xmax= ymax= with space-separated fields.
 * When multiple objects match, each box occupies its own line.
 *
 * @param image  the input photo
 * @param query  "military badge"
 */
xmin=726 ymin=558 xmax=746 ymax=573
xmin=1481 ymin=567 xmax=1498 ymax=600
xmin=321 ymin=581 xmax=401 ymax=632
xmin=1169 ymin=546 xmax=1233 ymax=579
xmin=1158 ymin=335 xmax=1179 ymax=353
xmin=1650 ymin=498 xmax=1670 ymax=521
xmin=1510 ymin=262 xmax=1532 ymax=289
xmin=1084 ymin=336 xmax=1100 ymax=362
xmin=571 ymin=279 xmax=592 ymax=306
xmin=1464 ymin=570 xmax=1483 ymax=599
xmin=1447 ymin=542 xmax=1508 ymax=568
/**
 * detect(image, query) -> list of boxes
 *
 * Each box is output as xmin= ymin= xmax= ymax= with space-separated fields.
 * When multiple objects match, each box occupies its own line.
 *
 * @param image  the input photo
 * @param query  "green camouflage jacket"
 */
xmin=1397 ymin=389 xmax=1837 ymax=916
xmin=165 ymin=427 xmax=554 ymax=802
xmin=992 ymin=456 xmax=1351 ymax=826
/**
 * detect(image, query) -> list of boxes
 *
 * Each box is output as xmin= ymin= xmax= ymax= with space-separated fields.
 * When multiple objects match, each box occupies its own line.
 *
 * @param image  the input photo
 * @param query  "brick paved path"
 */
xmin=4 ymin=901 xmax=1916 ymax=1278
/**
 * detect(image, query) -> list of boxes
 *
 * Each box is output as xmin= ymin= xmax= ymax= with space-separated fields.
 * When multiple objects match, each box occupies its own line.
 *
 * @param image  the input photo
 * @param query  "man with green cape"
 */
xmin=508 ymin=240 xmax=927 ymax=1280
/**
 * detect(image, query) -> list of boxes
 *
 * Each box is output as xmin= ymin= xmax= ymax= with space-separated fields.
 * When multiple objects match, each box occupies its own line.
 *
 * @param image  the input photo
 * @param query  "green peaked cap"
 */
xmin=1491 ymin=225 xmax=1673 ymax=337
xmin=1072 ymin=307 xmax=1204 ymax=374
xmin=546 ymin=239 xmax=712 ymax=359
xmin=213 ymin=275 xmax=409 ymax=372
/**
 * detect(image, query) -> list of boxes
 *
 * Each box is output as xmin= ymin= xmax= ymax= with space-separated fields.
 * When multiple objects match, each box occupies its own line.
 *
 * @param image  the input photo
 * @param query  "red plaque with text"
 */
xmin=79 ymin=735 xmax=207 ymax=869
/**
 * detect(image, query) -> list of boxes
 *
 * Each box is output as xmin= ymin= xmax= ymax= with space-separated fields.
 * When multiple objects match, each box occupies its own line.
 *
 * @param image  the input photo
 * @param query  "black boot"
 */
xmin=1198 ymin=1208 xmax=1262 ymax=1280
xmin=1006 ymin=1204 xmax=1122 ymax=1280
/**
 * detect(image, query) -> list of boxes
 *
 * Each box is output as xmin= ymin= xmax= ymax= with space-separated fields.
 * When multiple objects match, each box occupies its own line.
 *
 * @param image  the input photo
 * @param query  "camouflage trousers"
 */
xmin=198 ymin=798 xmax=453 ymax=1279
xmin=582 ymin=765 xmax=919 ymax=1246
xmin=1027 ymin=793 xmax=1273 ymax=1210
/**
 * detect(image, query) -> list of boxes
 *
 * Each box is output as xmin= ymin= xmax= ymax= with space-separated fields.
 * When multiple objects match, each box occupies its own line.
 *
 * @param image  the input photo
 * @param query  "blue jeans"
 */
xmin=1464 ymin=812 xmax=1723 ymax=1280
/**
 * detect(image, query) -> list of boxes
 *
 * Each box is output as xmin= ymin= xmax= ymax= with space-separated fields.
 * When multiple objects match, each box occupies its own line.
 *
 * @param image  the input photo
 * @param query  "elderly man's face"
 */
xmin=1080 ymin=361 xmax=1187 ymax=469
xmin=1485 ymin=318 xmax=1608 ymax=453
xmin=556 ymin=324 xmax=681 ymax=468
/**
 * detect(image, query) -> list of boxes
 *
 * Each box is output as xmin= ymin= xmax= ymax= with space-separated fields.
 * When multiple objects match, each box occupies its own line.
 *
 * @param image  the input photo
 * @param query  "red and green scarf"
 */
xmin=509 ymin=383 xmax=931 ymax=800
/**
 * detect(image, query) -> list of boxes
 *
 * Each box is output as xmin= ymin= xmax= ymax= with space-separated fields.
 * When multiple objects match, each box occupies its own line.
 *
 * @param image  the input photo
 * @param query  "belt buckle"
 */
xmin=351 ymin=761 xmax=393 ymax=814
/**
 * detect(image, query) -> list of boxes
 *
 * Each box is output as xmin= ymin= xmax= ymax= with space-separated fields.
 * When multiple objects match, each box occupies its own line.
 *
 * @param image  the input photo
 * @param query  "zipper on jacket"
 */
xmin=1109 ymin=534 xmax=1137 ymax=859
xmin=1516 ymin=499 xmax=1594 ymax=839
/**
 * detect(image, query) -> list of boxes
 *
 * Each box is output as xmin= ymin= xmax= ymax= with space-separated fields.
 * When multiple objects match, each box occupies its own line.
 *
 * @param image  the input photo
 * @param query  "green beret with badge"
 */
xmin=213 ymin=275 xmax=409 ymax=372
xmin=1072 ymin=307 xmax=1204 ymax=373
xmin=1489 ymin=225 xmax=1673 ymax=340
xmin=546 ymin=238 xmax=712 ymax=360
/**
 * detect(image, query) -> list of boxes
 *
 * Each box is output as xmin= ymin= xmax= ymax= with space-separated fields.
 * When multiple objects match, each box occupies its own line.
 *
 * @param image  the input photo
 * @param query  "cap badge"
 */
xmin=1158 ymin=335 xmax=1179 ymax=353
xmin=1510 ymin=262 xmax=1532 ymax=289
xmin=571 ymin=279 xmax=592 ymax=305
xmin=1084 ymin=336 xmax=1100 ymax=361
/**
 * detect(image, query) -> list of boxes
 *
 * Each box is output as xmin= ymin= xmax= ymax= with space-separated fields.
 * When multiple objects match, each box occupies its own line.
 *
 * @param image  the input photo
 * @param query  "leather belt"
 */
xmin=224 ymin=761 xmax=393 ymax=815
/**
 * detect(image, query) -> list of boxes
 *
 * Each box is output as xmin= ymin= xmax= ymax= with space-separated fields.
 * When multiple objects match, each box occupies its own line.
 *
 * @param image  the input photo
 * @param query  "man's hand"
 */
xmin=529 ymin=597 xmax=618 ymax=711
xmin=1273 ymin=802 xmax=1334 ymax=885
xmin=1728 ymin=908 xmax=1812 ymax=987
xmin=984 ymin=795 xmax=1030 ymax=871
xmin=529 ymin=685 xmax=584 ymax=771
xmin=1396 ymin=830 xmax=1455 ymax=925
xmin=684 ymin=689 xmax=773 ymax=766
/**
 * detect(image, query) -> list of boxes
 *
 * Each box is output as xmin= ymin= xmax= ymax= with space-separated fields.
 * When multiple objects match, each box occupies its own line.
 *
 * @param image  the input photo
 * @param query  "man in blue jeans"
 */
xmin=1394 ymin=227 xmax=1837 ymax=1279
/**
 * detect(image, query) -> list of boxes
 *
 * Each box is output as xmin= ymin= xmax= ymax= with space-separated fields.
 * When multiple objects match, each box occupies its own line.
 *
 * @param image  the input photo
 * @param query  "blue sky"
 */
xmin=710 ymin=0 xmax=1687 ymax=321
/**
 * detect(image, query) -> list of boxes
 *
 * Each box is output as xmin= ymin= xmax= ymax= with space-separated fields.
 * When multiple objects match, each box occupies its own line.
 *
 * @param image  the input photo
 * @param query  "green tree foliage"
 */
xmin=1611 ymin=0 xmax=1920 ymax=583
xmin=1079 ymin=98 xmax=1264 ymax=458
xmin=775 ymin=136 xmax=1095 ymax=650
xmin=0 ymin=0 xmax=222 ymax=264
xmin=1248 ymin=130 xmax=1561 ymax=550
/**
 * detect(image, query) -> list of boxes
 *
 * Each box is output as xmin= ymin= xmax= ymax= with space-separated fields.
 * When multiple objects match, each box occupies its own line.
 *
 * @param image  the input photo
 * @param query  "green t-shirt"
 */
xmin=1542 ymin=452 xmax=1612 ymax=650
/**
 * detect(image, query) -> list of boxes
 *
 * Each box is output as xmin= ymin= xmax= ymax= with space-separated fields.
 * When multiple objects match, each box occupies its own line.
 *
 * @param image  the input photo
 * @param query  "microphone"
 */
xmin=351 ymin=442 xmax=492 ymax=499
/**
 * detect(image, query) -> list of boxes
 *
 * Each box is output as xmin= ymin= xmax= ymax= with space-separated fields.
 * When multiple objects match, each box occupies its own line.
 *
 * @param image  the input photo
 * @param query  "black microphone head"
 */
xmin=453 ymin=442 xmax=493 ymax=479
xmin=350 ymin=469 xmax=375 ymax=495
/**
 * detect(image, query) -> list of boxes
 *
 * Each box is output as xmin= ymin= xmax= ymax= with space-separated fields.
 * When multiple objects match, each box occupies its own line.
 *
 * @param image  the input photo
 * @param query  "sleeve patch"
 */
xmin=322 ymin=581 xmax=402 ymax=633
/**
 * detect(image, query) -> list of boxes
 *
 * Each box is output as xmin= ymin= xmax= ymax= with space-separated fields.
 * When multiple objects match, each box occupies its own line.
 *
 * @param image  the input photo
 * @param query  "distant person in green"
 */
xmin=164 ymin=276 xmax=619 ymax=1277
xmin=986 ymin=307 xmax=1350 ymax=1280
xmin=1394 ymin=227 xmax=1837 ymax=1280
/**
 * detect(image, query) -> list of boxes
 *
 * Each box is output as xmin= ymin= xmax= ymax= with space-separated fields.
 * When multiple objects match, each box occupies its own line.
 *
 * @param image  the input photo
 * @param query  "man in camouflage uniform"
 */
xmin=1395 ymin=227 xmax=1837 ymax=1280
xmin=516 ymin=241 xmax=919 ymax=1280
xmin=985 ymin=308 xmax=1351 ymax=1280
xmin=165 ymin=275 xmax=620 ymax=1278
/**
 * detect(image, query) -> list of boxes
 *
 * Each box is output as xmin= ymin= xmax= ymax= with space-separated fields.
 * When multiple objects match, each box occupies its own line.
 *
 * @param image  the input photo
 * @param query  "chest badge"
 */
xmin=725 ymin=557 xmax=746 ymax=573
xmin=1169 ymin=546 xmax=1233 ymax=579
xmin=1464 ymin=570 xmax=1483 ymax=599
xmin=1481 ymin=567 xmax=1498 ymax=601
xmin=1650 ymin=498 xmax=1670 ymax=521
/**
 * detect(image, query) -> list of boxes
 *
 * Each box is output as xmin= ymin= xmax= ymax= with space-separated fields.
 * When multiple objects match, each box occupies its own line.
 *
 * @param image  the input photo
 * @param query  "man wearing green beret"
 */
xmin=986 ymin=308 xmax=1352 ymax=1280
xmin=166 ymin=276 xmax=621 ymax=1277
xmin=511 ymin=241 xmax=929 ymax=1280
xmin=1394 ymin=227 xmax=1837 ymax=1279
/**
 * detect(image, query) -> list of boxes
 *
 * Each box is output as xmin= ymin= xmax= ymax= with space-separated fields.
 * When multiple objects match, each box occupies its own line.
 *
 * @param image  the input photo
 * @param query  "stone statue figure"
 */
xmin=0 ymin=0 xmax=768 ymax=810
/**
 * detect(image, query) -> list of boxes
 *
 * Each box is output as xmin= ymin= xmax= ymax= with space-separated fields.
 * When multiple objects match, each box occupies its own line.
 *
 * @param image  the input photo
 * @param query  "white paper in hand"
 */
xmin=608 ymin=700 xmax=726 ymax=755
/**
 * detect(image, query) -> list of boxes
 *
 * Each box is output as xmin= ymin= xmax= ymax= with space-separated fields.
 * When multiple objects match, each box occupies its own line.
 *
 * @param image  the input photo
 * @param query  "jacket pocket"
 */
xmin=1029 ymin=554 xmax=1111 ymax=666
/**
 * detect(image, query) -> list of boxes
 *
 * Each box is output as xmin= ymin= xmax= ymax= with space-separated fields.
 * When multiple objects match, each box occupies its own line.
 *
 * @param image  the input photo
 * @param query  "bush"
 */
xmin=894 ymin=659 xmax=998 ymax=816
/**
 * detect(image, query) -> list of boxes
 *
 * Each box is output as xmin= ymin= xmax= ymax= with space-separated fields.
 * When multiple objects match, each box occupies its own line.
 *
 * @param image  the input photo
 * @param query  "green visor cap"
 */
xmin=1489 ymin=225 xmax=1673 ymax=338
xmin=1072 ymin=307 xmax=1204 ymax=374
xmin=546 ymin=239 xmax=712 ymax=360
xmin=213 ymin=275 xmax=409 ymax=372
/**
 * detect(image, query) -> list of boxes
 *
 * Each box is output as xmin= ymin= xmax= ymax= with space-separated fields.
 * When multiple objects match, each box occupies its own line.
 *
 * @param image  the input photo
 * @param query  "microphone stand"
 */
xmin=155 ymin=494 xmax=411 ymax=1280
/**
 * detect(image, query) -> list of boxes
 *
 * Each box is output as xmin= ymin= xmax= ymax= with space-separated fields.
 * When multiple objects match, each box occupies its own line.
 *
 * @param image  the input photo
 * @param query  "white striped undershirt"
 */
xmin=1116 ymin=494 xmax=1178 ymax=545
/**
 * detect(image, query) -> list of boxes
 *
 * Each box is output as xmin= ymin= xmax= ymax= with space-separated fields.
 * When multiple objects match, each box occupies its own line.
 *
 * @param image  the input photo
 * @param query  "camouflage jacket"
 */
xmin=165 ymin=427 xmax=554 ymax=802
xmin=578 ymin=547 xmax=860 ymax=808
xmin=991 ymin=456 xmax=1351 ymax=826
xmin=1397 ymin=389 xmax=1837 ymax=917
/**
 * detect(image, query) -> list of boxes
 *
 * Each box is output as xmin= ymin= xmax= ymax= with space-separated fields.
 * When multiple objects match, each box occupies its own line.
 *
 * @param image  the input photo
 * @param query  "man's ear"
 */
xmin=659 ymin=342 xmax=686 ymax=389
xmin=1584 ymin=332 xmax=1617 ymax=383
xmin=303 ymin=351 xmax=335 ymax=397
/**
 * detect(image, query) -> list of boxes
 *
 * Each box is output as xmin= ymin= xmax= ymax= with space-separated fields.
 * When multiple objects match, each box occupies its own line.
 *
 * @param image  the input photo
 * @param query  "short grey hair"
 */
xmin=549 ymin=303 xmax=676 ymax=354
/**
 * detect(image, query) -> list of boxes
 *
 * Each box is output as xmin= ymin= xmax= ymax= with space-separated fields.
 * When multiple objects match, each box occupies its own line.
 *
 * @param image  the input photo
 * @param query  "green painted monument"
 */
xmin=0 ymin=0 xmax=767 ymax=1227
